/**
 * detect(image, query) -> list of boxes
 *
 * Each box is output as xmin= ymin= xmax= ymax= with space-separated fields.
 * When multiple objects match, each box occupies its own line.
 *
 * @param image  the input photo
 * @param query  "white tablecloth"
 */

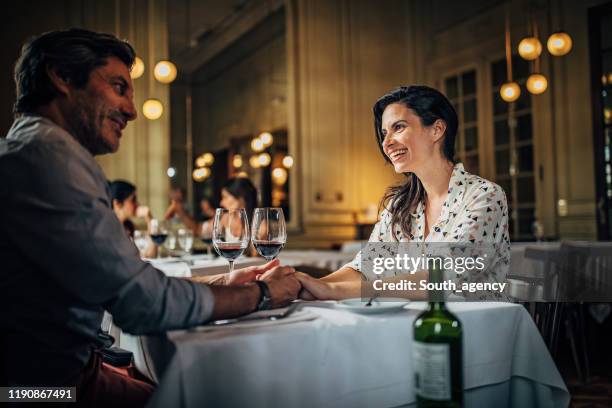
xmin=279 ymin=250 xmax=357 ymax=271
xmin=161 ymin=249 xmax=359 ymax=277
xmin=145 ymin=302 xmax=569 ymax=408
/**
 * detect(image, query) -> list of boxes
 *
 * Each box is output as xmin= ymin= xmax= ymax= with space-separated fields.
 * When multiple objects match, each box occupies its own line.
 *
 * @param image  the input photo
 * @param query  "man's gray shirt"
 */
xmin=0 ymin=114 xmax=215 ymax=385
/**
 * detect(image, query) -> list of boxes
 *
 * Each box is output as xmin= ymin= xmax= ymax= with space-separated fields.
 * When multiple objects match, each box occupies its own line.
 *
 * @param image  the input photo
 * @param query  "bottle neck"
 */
xmin=427 ymin=301 xmax=447 ymax=312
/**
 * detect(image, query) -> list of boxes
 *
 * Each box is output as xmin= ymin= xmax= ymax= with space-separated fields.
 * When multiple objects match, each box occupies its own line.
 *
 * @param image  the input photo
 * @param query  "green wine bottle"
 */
xmin=413 ymin=260 xmax=463 ymax=407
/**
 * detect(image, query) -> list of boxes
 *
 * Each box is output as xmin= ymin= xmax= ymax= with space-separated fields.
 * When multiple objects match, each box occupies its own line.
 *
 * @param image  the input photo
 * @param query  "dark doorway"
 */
xmin=589 ymin=2 xmax=612 ymax=240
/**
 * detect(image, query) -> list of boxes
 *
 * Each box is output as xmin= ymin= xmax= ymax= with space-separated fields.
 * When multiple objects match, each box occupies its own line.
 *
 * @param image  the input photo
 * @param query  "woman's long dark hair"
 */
xmin=223 ymin=177 xmax=258 ymax=220
xmin=109 ymin=180 xmax=136 ymax=204
xmin=373 ymin=85 xmax=458 ymax=239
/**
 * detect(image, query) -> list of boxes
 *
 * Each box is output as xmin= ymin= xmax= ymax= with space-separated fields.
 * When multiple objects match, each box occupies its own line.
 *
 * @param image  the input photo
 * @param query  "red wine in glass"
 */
xmin=150 ymin=233 xmax=168 ymax=246
xmin=251 ymin=208 xmax=286 ymax=261
xmin=212 ymin=208 xmax=250 ymax=274
xmin=253 ymin=240 xmax=285 ymax=261
xmin=214 ymin=242 xmax=247 ymax=261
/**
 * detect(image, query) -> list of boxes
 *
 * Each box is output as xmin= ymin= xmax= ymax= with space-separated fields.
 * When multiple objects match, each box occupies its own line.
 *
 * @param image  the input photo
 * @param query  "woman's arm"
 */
xmin=175 ymin=204 xmax=203 ymax=236
xmin=297 ymin=268 xmax=428 ymax=300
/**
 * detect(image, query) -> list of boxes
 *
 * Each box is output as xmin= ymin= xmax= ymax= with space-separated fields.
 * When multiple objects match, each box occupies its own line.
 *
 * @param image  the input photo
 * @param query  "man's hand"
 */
xmin=226 ymin=259 xmax=282 ymax=286
xmin=259 ymin=265 xmax=301 ymax=308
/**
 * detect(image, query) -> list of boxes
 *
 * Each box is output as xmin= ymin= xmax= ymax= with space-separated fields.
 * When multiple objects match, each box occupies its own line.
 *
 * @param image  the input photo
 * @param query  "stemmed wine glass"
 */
xmin=178 ymin=228 xmax=194 ymax=255
xmin=149 ymin=219 xmax=169 ymax=258
xmin=251 ymin=208 xmax=286 ymax=261
xmin=212 ymin=208 xmax=250 ymax=274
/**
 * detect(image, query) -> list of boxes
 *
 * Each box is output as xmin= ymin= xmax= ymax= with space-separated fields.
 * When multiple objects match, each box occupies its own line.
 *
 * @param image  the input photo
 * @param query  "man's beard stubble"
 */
xmin=68 ymin=95 xmax=114 ymax=156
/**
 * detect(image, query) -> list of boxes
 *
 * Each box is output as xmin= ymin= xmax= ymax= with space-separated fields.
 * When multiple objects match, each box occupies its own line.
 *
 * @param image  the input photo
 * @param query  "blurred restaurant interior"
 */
xmin=2 ymin=0 xmax=612 ymax=245
xmin=2 ymin=0 xmax=612 ymax=406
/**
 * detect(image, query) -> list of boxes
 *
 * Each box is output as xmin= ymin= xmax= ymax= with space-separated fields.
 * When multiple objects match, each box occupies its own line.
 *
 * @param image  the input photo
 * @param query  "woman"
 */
xmin=296 ymin=85 xmax=510 ymax=300
xmin=109 ymin=180 xmax=157 ymax=258
xmin=168 ymin=177 xmax=259 ymax=256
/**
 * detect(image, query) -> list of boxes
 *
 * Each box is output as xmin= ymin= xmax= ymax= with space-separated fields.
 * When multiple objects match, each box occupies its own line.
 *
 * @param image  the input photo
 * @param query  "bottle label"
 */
xmin=413 ymin=341 xmax=451 ymax=400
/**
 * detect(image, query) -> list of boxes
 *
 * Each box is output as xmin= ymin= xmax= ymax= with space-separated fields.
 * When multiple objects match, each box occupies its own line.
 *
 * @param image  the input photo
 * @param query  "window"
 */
xmin=491 ymin=56 xmax=536 ymax=240
xmin=444 ymin=69 xmax=480 ymax=174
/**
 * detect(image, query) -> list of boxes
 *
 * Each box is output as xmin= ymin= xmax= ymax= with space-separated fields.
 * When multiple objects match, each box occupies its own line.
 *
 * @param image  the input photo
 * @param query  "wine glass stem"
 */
xmin=228 ymin=260 xmax=235 ymax=275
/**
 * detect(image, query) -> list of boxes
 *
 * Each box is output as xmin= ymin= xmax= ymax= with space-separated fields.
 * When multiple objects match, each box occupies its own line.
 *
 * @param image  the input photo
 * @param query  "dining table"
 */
xmin=148 ymin=248 xmax=359 ymax=278
xmin=143 ymin=301 xmax=570 ymax=408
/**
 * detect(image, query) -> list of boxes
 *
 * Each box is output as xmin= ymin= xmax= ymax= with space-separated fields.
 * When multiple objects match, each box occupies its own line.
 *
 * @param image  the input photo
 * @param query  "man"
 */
xmin=0 ymin=28 xmax=300 ymax=405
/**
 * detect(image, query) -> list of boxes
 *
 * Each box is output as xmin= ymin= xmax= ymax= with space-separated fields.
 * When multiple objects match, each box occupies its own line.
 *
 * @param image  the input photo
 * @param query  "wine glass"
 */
xmin=133 ymin=230 xmax=149 ymax=256
xmin=178 ymin=228 xmax=194 ymax=255
xmin=251 ymin=208 xmax=286 ymax=261
xmin=149 ymin=219 xmax=168 ymax=258
xmin=212 ymin=208 xmax=250 ymax=274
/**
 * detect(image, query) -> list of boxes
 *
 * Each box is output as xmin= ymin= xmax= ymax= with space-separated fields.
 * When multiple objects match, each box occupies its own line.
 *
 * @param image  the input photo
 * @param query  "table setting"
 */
xmin=115 ymin=211 xmax=572 ymax=407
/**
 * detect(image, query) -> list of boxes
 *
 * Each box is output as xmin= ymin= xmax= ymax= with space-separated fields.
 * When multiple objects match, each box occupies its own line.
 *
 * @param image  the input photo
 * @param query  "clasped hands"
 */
xmin=229 ymin=259 xmax=331 ymax=306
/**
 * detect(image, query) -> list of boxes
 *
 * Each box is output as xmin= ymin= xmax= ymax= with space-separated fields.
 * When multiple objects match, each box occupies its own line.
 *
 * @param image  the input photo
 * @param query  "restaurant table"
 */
xmin=145 ymin=302 xmax=569 ymax=408
xmin=279 ymin=249 xmax=358 ymax=271
xmin=153 ymin=249 xmax=360 ymax=278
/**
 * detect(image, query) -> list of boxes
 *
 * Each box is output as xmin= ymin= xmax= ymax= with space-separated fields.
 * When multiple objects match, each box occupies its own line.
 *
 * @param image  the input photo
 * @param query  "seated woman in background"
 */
xmin=199 ymin=196 xmax=216 ymax=221
xmin=166 ymin=177 xmax=259 ymax=256
xmin=296 ymin=85 xmax=510 ymax=300
xmin=109 ymin=180 xmax=157 ymax=258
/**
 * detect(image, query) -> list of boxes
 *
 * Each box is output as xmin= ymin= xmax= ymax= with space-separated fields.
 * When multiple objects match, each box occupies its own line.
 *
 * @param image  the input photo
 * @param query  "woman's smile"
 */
xmin=388 ymin=147 xmax=408 ymax=163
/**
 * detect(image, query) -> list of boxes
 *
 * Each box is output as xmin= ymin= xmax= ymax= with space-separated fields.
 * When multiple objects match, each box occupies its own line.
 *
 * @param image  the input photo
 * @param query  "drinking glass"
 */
xmin=251 ymin=208 xmax=286 ymax=261
xmin=212 ymin=208 xmax=250 ymax=274
xmin=133 ymin=230 xmax=149 ymax=255
xmin=149 ymin=219 xmax=169 ymax=258
xmin=178 ymin=228 xmax=194 ymax=254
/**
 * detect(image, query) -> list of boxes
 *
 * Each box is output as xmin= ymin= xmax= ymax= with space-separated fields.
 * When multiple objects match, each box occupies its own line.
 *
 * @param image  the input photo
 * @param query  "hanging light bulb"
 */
xmin=192 ymin=167 xmax=210 ymax=182
xmin=232 ymin=154 xmax=243 ymax=168
xmin=526 ymin=73 xmax=548 ymax=94
xmin=154 ymin=60 xmax=178 ymax=84
xmin=547 ymin=31 xmax=573 ymax=56
xmin=282 ymin=155 xmax=294 ymax=169
xmin=251 ymin=137 xmax=264 ymax=152
xmin=258 ymin=153 xmax=271 ymax=167
xmin=501 ymin=8 xmax=520 ymax=104
xmin=500 ymin=82 xmax=521 ymax=102
xmin=142 ymin=99 xmax=163 ymax=120
xmin=202 ymin=152 xmax=214 ymax=166
xmin=272 ymin=168 xmax=288 ymax=185
xmin=195 ymin=156 xmax=207 ymax=168
xmin=518 ymin=37 xmax=542 ymax=60
xmin=131 ymin=57 xmax=145 ymax=79
xmin=259 ymin=132 xmax=273 ymax=147
xmin=249 ymin=155 xmax=261 ymax=168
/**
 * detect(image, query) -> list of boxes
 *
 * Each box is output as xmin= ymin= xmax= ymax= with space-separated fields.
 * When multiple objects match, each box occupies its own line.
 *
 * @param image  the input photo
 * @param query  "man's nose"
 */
xmin=122 ymin=99 xmax=137 ymax=121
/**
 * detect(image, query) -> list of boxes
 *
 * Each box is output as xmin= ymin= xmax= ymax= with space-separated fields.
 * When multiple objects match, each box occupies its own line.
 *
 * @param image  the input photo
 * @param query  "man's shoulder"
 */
xmin=0 ymin=115 xmax=107 ymax=199
xmin=1 ymin=115 xmax=98 ymax=172
xmin=3 ymin=115 xmax=78 ymax=156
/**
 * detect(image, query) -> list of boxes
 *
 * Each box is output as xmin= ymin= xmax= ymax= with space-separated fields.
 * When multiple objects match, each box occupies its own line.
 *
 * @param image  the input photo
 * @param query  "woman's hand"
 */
xmin=295 ymin=272 xmax=334 ymax=300
xmin=164 ymin=200 xmax=183 ymax=220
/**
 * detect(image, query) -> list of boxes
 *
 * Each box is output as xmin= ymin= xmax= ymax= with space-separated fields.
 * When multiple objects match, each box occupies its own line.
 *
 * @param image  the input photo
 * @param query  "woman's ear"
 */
xmin=46 ymin=66 xmax=71 ymax=97
xmin=431 ymin=119 xmax=447 ymax=143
